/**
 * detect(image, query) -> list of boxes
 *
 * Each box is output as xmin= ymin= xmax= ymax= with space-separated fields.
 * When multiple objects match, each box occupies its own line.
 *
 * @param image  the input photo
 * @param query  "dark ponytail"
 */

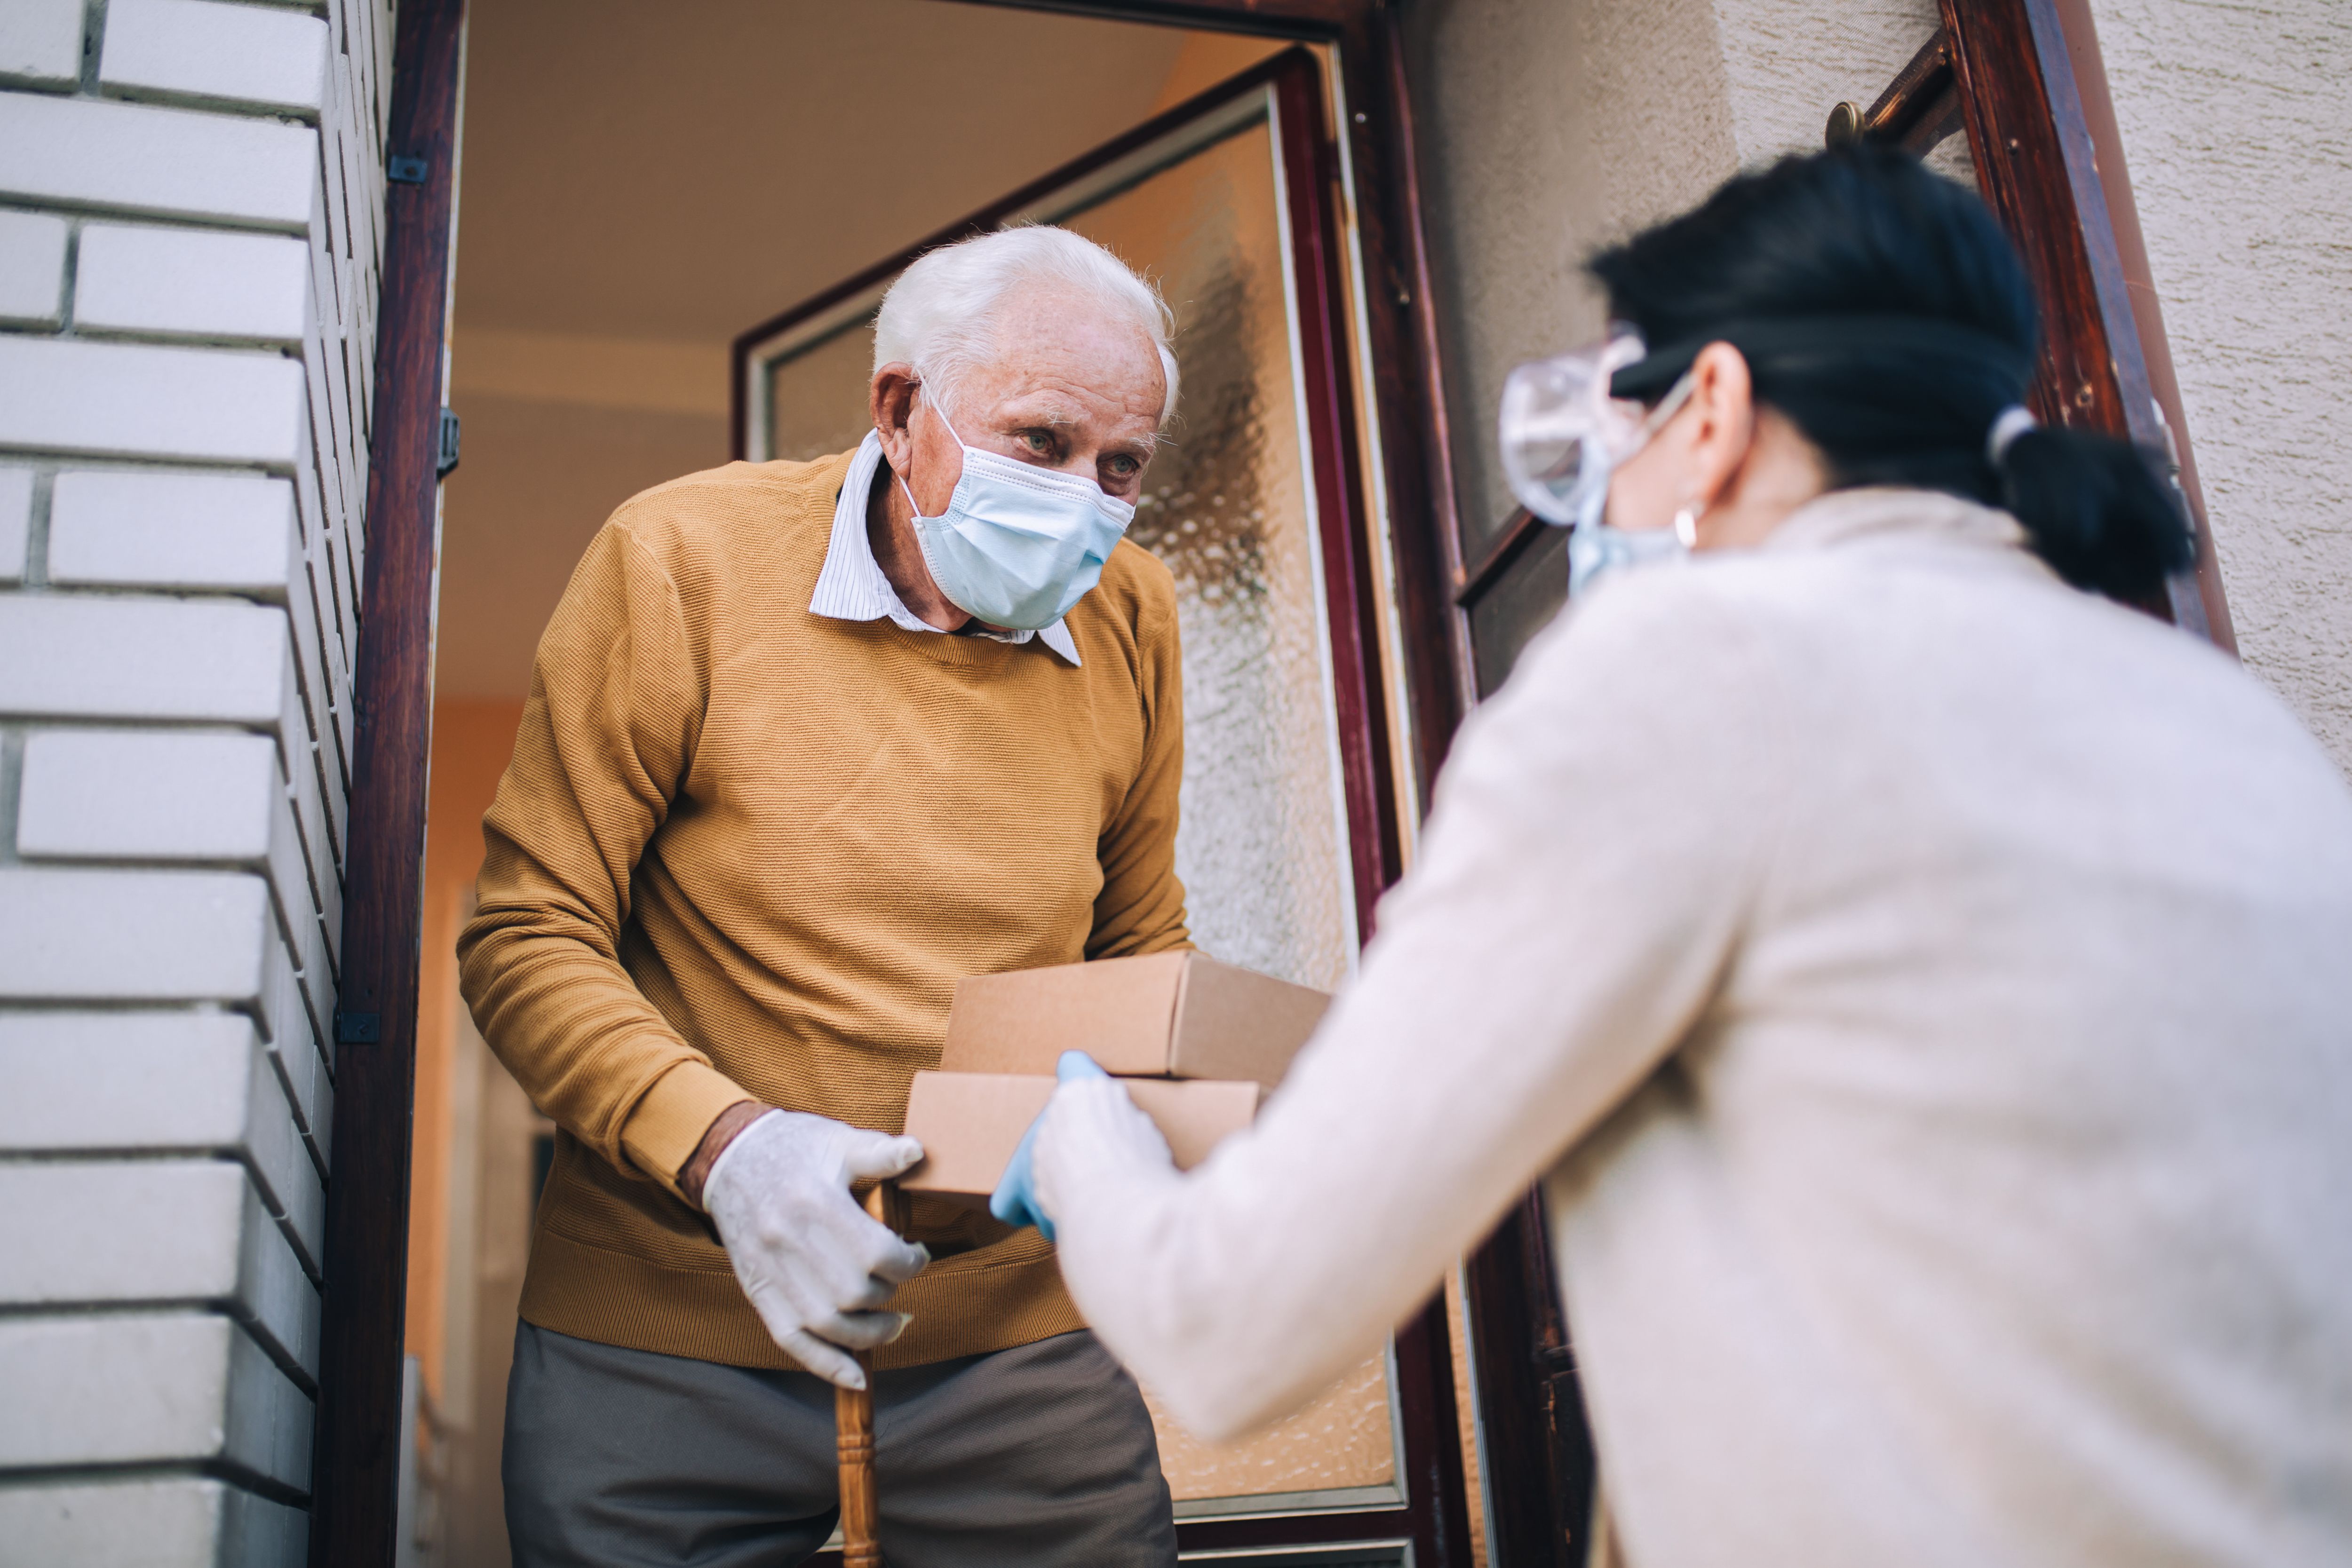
xmin=1589 ymin=144 xmax=2190 ymax=603
xmin=1996 ymin=425 xmax=2190 ymax=601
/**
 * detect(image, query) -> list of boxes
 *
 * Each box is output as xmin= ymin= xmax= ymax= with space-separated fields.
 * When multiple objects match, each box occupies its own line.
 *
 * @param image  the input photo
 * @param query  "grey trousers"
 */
xmin=503 ymin=1322 xmax=1178 ymax=1568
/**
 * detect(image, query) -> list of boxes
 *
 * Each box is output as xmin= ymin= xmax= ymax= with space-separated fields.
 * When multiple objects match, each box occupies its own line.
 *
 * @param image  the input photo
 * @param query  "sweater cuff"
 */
xmin=620 ymin=1059 xmax=754 ymax=1202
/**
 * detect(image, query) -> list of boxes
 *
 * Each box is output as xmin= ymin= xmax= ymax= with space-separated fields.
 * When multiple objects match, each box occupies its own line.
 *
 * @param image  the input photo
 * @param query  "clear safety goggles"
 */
xmin=1498 ymin=329 xmax=1697 ymax=529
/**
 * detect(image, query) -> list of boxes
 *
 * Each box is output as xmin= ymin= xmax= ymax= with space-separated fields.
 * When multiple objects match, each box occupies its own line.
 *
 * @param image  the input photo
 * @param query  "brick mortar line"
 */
xmin=0 ymin=445 xmax=306 ymax=480
xmin=0 ymin=320 xmax=313 ymax=356
xmin=0 ymin=731 xmax=20 ymax=864
xmin=0 ymin=190 xmax=312 ymax=241
xmin=23 ymin=469 xmax=50 ymax=588
xmin=0 ymin=579 xmax=295 ymax=606
xmin=55 ymin=211 xmax=79 ymax=333
xmin=0 ymin=997 xmax=252 ymax=1015
xmin=0 ymin=195 xmax=316 ymax=241
xmin=87 ymin=80 xmax=324 ymax=128
xmin=77 ymin=0 xmax=107 ymax=97
xmin=0 ymin=717 xmax=295 ymax=738
xmin=0 ymin=1455 xmax=314 ymax=1513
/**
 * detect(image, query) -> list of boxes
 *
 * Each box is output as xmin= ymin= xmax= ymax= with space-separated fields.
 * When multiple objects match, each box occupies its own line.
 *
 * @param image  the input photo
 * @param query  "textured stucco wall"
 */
xmin=2088 ymin=0 xmax=2352 ymax=771
xmin=1408 ymin=0 xmax=1952 ymax=543
xmin=1406 ymin=0 xmax=1734 ymax=543
xmin=1414 ymin=0 xmax=2351 ymax=766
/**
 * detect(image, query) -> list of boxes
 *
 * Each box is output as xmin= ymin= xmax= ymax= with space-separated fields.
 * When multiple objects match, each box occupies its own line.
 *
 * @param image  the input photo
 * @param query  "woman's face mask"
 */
xmin=898 ymin=403 xmax=1136 ymax=630
xmin=1499 ymin=328 xmax=1698 ymax=594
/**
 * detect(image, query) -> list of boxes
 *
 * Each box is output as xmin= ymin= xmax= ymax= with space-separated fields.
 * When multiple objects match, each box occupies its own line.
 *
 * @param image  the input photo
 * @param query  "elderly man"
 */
xmin=458 ymin=225 xmax=1191 ymax=1566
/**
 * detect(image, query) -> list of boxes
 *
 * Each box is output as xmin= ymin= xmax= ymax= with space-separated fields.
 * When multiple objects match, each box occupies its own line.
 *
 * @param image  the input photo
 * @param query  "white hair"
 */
xmin=873 ymin=225 xmax=1180 ymax=426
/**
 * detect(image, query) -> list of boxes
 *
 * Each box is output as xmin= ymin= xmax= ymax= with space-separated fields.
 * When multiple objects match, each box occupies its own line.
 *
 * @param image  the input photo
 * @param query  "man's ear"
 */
xmin=869 ymin=364 xmax=919 ymax=471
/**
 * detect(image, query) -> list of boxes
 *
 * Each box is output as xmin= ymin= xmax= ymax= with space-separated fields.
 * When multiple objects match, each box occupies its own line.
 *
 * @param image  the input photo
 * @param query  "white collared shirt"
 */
xmin=807 ymin=430 xmax=1083 ymax=666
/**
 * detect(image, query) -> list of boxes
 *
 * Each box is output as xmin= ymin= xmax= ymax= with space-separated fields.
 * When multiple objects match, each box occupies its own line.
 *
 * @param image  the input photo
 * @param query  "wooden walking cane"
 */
xmin=837 ymin=1180 xmax=904 ymax=1568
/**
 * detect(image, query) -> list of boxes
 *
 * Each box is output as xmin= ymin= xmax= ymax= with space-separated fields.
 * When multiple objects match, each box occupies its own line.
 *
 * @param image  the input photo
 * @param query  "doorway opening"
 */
xmin=404 ymin=5 xmax=1480 ymax=1564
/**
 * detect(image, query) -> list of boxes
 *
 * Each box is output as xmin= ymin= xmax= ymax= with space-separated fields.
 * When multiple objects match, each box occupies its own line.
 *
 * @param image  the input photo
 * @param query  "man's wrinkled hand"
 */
xmin=701 ymin=1109 xmax=931 ymax=1389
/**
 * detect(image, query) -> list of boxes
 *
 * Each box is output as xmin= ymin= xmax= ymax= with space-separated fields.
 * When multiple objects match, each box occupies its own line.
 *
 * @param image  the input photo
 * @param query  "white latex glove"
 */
xmin=701 ymin=1109 xmax=931 ymax=1389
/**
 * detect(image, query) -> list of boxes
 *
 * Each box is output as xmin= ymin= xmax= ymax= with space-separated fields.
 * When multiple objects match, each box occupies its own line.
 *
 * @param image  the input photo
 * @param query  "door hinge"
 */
xmin=335 ymin=1010 xmax=381 ymax=1045
xmin=437 ymin=407 xmax=461 ymax=478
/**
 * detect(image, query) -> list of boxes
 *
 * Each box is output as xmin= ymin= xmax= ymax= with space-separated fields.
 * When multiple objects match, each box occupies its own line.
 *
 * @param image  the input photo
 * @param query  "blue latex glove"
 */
xmin=989 ymin=1050 xmax=1110 ymax=1240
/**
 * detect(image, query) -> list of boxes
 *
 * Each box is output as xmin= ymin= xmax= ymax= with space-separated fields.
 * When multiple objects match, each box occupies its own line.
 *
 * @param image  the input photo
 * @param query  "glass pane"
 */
xmin=1065 ymin=121 xmax=1358 ymax=996
xmin=749 ymin=103 xmax=1399 ymax=1515
xmin=765 ymin=312 xmax=882 ymax=462
xmin=1468 ymin=520 xmax=1570 ymax=697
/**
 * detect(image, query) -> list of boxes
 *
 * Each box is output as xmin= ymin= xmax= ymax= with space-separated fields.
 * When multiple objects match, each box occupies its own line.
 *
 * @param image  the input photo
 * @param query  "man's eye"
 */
xmin=1107 ymin=456 xmax=1139 ymax=478
xmin=1022 ymin=431 xmax=1053 ymax=453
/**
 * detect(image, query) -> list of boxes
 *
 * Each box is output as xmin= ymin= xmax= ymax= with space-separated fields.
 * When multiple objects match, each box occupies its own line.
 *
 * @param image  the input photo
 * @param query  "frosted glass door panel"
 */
xmin=1063 ymin=111 xmax=1390 ymax=1517
xmin=1068 ymin=121 xmax=1357 ymax=997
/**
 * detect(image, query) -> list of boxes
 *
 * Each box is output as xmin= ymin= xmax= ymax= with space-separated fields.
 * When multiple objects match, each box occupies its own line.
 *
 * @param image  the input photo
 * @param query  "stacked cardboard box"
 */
xmin=900 ymin=951 xmax=1331 ymax=1205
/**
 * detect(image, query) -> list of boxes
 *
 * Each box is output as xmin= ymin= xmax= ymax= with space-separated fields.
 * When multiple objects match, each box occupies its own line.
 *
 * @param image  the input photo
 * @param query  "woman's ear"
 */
xmin=869 ymin=364 xmax=919 ymax=471
xmin=1682 ymin=342 xmax=1758 ymax=513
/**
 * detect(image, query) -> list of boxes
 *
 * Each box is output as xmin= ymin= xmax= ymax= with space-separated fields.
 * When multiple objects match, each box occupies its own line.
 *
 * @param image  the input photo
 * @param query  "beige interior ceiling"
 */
xmin=438 ymin=0 xmax=1279 ymax=699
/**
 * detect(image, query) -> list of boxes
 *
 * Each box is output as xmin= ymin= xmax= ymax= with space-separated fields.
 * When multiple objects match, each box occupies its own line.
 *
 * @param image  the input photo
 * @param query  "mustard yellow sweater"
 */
xmin=457 ymin=447 xmax=1190 ymax=1370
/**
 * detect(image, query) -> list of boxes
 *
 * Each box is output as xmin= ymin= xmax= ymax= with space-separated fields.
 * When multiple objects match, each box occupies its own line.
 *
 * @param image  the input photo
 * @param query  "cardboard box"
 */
xmin=898 ymin=1069 xmax=1264 ymax=1202
xmin=939 ymin=951 xmax=1330 ymax=1088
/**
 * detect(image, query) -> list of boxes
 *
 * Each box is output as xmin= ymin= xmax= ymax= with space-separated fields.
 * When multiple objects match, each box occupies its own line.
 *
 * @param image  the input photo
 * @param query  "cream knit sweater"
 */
xmin=1038 ymin=489 xmax=2352 ymax=1568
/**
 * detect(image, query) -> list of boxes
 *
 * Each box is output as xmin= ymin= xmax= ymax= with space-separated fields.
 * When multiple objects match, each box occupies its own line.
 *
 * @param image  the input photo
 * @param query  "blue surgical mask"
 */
xmin=1567 ymin=520 xmax=1692 ymax=597
xmin=897 ymin=405 xmax=1135 ymax=631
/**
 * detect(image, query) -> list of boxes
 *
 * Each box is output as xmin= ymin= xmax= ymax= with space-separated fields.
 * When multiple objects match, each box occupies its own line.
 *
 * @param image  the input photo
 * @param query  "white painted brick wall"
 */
xmin=0 ymin=95 xmax=318 ymax=228
xmin=0 ymin=1478 xmax=307 ymax=1568
xmin=0 ymin=336 xmax=309 ymax=463
xmin=0 ymin=870 xmax=330 ymax=1116
xmin=0 ymin=1012 xmax=328 ymax=1270
xmin=38 ymin=469 xmax=355 ymax=890
xmin=0 ymin=466 xmax=30 ymax=582
xmin=0 ymin=866 xmax=273 ymax=999
xmin=0 ymin=1161 xmax=321 ymax=1377
xmin=78 ymin=223 xmax=313 ymax=343
xmin=1 ymin=0 xmax=395 ymax=1544
xmin=48 ymin=467 xmax=301 ymax=594
xmin=0 ymin=0 xmax=84 ymax=85
xmin=0 ymin=1312 xmax=315 ymax=1491
xmin=17 ymin=727 xmax=339 ymax=975
xmin=102 ymin=0 xmax=333 ymax=117
xmin=0 ymin=208 xmax=67 ymax=325
xmin=0 ymin=593 xmax=301 ymax=734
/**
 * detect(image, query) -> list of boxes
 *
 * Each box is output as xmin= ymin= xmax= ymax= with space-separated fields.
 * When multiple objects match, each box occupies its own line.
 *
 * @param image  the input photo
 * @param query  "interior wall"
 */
xmin=404 ymin=697 xmax=524 ymax=1409
xmin=436 ymin=0 xmax=1279 ymax=705
xmin=2084 ymin=0 xmax=2352 ymax=773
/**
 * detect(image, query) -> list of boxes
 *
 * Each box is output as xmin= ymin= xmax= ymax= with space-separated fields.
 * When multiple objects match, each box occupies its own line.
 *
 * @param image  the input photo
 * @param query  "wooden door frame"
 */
xmin=1939 ymin=0 xmax=2234 ymax=643
xmin=308 ymin=0 xmax=466 ymax=1563
xmin=316 ymin=3 xmax=1491 ymax=1560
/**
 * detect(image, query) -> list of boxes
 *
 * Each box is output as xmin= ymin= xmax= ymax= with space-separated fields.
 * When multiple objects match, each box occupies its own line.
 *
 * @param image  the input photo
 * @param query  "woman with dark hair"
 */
xmin=995 ymin=147 xmax=2352 ymax=1565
